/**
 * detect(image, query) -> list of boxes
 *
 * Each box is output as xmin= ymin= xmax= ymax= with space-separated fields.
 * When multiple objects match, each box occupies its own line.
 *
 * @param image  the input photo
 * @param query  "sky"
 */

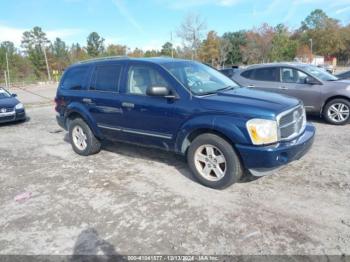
xmin=0 ymin=0 xmax=349 ymax=50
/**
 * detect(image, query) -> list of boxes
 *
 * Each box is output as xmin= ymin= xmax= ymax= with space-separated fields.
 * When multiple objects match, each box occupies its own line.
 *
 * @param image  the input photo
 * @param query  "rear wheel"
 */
xmin=69 ymin=118 xmax=101 ymax=156
xmin=323 ymin=99 xmax=350 ymax=125
xmin=187 ymin=133 xmax=243 ymax=189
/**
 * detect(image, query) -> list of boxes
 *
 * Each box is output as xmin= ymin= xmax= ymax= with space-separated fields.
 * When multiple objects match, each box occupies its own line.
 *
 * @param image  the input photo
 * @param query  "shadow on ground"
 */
xmin=63 ymin=133 xmax=259 ymax=186
xmin=70 ymin=228 xmax=126 ymax=262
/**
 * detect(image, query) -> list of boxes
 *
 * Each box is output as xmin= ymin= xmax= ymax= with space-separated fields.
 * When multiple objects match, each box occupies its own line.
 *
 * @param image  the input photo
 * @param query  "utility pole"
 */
xmin=5 ymin=52 xmax=10 ymax=88
xmin=170 ymin=32 xmax=174 ymax=58
xmin=42 ymin=45 xmax=52 ymax=81
xmin=309 ymin=38 xmax=313 ymax=64
xmin=4 ymin=71 xmax=8 ymax=88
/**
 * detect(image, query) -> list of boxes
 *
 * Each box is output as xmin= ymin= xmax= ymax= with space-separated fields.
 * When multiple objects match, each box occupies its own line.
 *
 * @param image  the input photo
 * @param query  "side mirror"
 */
xmin=304 ymin=76 xmax=320 ymax=85
xmin=11 ymin=93 xmax=17 ymax=97
xmin=146 ymin=86 xmax=170 ymax=97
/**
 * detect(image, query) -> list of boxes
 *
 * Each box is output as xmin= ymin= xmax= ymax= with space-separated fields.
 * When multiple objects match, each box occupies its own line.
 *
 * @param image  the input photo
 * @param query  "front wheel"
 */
xmin=323 ymin=99 xmax=350 ymax=125
xmin=187 ymin=134 xmax=243 ymax=189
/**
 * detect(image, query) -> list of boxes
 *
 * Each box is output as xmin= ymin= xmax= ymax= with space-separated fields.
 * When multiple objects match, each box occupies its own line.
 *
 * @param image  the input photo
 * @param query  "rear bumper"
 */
xmin=56 ymin=114 xmax=66 ymax=130
xmin=236 ymin=124 xmax=315 ymax=173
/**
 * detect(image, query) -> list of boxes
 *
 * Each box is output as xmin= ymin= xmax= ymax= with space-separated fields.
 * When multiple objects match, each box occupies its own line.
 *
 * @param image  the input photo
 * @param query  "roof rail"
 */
xmin=78 ymin=56 xmax=129 ymax=64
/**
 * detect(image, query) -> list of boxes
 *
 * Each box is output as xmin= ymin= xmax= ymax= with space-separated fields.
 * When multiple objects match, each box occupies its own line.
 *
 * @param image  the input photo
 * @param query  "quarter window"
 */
xmin=127 ymin=65 xmax=169 ymax=95
xmin=90 ymin=65 xmax=122 ymax=92
xmin=61 ymin=66 xmax=89 ymax=90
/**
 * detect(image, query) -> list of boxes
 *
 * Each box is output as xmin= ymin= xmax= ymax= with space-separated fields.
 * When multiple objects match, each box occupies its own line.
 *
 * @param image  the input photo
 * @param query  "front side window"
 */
xmin=253 ymin=68 xmax=280 ymax=82
xmin=162 ymin=61 xmax=239 ymax=95
xmin=90 ymin=65 xmax=121 ymax=92
xmin=61 ymin=66 xmax=89 ymax=90
xmin=127 ymin=65 xmax=169 ymax=95
xmin=281 ymin=68 xmax=308 ymax=84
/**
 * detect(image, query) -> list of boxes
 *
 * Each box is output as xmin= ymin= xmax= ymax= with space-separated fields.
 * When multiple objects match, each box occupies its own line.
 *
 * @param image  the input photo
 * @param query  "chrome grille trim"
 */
xmin=277 ymin=105 xmax=306 ymax=141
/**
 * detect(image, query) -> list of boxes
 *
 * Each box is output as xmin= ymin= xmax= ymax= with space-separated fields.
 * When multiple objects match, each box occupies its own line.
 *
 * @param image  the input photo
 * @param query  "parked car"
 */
xmin=219 ymin=67 xmax=239 ymax=78
xmin=55 ymin=57 xmax=315 ymax=189
xmin=0 ymin=87 xmax=26 ymax=124
xmin=336 ymin=70 xmax=350 ymax=80
xmin=233 ymin=63 xmax=350 ymax=125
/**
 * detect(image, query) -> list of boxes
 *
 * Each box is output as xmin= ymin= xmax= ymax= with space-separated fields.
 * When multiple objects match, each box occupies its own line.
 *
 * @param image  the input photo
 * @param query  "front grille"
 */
xmin=0 ymin=107 xmax=14 ymax=113
xmin=278 ymin=105 xmax=306 ymax=140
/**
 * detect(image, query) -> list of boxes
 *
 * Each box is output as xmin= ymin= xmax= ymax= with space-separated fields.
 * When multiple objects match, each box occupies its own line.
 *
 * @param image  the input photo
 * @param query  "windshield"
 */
xmin=301 ymin=65 xmax=338 ymax=81
xmin=162 ymin=61 xmax=239 ymax=95
xmin=0 ymin=88 xmax=11 ymax=99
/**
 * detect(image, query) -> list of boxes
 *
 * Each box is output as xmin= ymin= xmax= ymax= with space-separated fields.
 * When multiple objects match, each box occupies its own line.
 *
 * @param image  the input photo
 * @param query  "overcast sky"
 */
xmin=0 ymin=0 xmax=349 ymax=50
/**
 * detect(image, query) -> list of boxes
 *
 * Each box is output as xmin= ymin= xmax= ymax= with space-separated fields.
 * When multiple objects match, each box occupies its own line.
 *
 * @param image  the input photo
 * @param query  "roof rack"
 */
xmin=78 ymin=56 xmax=129 ymax=64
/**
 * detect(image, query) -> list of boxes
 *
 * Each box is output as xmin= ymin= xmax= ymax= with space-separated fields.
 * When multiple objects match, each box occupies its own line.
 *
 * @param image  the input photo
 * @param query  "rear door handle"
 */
xmin=121 ymin=102 xmax=135 ymax=109
xmin=247 ymin=85 xmax=255 ymax=88
xmin=82 ymin=98 xmax=93 ymax=104
xmin=278 ymin=86 xmax=288 ymax=90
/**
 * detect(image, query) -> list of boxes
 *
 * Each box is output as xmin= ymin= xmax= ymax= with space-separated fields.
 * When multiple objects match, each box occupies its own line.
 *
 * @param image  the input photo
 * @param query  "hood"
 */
xmin=324 ymin=79 xmax=350 ymax=87
xmin=198 ymin=87 xmax=300 ymax=119
xmin=0 ymin=97 xmax=20 ymax=108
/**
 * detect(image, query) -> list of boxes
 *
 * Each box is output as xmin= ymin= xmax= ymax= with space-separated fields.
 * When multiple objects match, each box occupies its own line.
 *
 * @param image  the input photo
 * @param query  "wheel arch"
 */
xmin=321 ymin=95 xmax=350 ymax=115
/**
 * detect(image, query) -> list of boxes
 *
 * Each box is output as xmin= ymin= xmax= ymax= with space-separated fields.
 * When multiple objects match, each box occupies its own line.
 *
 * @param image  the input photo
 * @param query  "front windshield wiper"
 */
xmin=198 ymin=86 xmax=236 ymax=96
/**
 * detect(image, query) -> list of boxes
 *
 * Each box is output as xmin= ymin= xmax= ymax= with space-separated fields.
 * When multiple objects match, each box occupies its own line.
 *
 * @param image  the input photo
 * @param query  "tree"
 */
xmin=161 ymin=42 xmax=173 ymax=57
xmin=240 ymin=23 xmax=274 ymax=64
xmin=299 ymin=9 xmax=345 ymax=57
xmin=105 ymin=44 xmax=127 ymax=56
xmin=86 ymin=32 xmax=105 ymax=57
xmin=177 ymin=13 xmax=207 ymax=60
xmin=70 ymin=43 xmax=89 ymax=63
xmin=222 ymin=31 xmax=246 ymax=65
xmin=218 ymin=38 xmax=232 ymax=67
xmin=51 ymin=38 xmax=69 ymax=71
xmin=129 ymin=48 xmax=144 ymax=57
xmin=199 ymin=31 xmax=220 ymax=66
xmin=269 ymin=24 xmax=298 ymax=61
xmin=21 ymin=26 xmax=50 ymax=79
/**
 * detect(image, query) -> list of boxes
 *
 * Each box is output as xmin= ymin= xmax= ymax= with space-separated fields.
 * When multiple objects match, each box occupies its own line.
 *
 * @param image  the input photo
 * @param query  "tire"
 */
xmin=187 ymin=133 xmax=243 ymax=189
xmin=68 ymin=118 xmax=101 ymax=156
xmin=323 ymin=99 xmax=350 ymax=125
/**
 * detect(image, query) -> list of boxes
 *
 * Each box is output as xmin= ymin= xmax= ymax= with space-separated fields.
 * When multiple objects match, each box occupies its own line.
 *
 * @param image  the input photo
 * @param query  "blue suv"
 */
xmin=55 ymin=57 xmax=315 ymax=189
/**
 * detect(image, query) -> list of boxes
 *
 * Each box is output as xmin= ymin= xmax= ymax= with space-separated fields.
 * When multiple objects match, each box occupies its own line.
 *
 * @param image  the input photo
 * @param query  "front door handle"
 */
xmin=121 ymin=102 xmax=135 ymax=109
xmin=278 ymin=86 xmax=288 ymax=90
xmin=247 ymin=84 xmax=255 ymax=88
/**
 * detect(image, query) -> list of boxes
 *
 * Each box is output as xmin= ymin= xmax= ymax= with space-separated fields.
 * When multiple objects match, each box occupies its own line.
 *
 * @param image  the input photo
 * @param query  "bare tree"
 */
xmin=177 ymin=13 xmax=207 ymax=60
xmin=218 ymin=38 xmax=232 ymax=68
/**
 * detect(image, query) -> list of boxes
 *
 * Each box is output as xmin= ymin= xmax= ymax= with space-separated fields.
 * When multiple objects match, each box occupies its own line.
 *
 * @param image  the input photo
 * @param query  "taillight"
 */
xmin=54 ymin=97 xmax=65 ymax=112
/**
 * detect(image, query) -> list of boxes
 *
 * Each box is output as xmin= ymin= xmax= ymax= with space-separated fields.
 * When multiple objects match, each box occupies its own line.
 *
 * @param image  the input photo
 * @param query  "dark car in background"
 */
xmin=219 ymin=67 xmax=239 ymax=78
xmin=336 ymin=70 xmax=350 ymax=80
xmin=55 ymin=57 xmax=315 ymax=189
xmin=233 ymin=63 xmax=350 ymax=125
xmin=0 ymin=87 xmax=26 ymax=124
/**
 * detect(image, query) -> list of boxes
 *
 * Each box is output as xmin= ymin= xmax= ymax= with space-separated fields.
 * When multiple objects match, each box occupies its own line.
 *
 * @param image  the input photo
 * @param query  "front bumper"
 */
xmin=0 ymin=109 xmax=26 ymax=124
xmin=236 ymin=123 xmax=315 ymax=174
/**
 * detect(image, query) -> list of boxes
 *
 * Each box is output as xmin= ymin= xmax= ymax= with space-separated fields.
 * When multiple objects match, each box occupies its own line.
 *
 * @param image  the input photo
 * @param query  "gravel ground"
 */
xmin=0 ymin=102 xmax=349 ymax=256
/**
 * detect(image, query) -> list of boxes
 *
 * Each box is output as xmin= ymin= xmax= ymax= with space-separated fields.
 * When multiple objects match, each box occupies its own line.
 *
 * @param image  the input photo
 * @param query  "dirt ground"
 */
xmin=0 ymin=85 xmax=349 ymax=256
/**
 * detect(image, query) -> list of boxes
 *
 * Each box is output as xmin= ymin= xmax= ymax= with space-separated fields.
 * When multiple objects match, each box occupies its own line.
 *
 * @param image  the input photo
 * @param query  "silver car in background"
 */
xmin=232 ymin=63 xmax=350 ymax=125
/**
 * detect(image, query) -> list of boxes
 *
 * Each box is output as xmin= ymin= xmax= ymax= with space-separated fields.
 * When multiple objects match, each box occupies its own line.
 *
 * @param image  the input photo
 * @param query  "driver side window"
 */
xmin=127 ymin=65 xmax=169 ymax=95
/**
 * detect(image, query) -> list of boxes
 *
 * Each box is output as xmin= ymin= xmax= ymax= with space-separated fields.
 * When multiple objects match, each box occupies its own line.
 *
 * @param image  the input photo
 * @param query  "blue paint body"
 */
xmin=55 ymin=58 xmax=315 ymax=172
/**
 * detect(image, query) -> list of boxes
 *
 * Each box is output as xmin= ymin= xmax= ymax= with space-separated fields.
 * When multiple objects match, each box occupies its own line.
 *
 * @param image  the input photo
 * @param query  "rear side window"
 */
xmin=90 ymin=64 xmax=122 ymax=92
xmin=242 ymin=68 xmax=280 ymax=82
xmin=253 ymin=68 xmax=280 ymax=81
xmin=61 ymin=66 xmax=89 ymax=90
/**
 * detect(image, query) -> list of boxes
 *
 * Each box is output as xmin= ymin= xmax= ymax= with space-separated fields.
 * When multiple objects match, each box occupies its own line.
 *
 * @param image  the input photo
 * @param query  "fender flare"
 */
xmin=65 ymin=102 xmax=104 ymax=139
xmin=175 ymin=114 xmax=250 ymax=154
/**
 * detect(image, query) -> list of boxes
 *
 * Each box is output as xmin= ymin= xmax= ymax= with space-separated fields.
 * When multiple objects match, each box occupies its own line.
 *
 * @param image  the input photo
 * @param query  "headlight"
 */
xmin=246 ymin=118 xmax=278 ymax=145
xmin=15 ymin=103 xmax=24 ymax=110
